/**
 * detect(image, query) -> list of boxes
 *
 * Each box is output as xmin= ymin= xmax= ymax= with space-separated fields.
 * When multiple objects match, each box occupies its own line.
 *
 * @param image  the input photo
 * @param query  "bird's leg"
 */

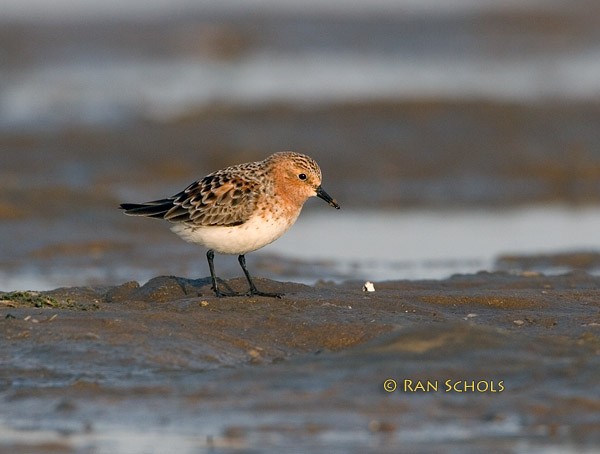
xmin=206 ymin=249 xmax=221 ymax=296
xmin=206 ymin=249 xmax=241 ymax=297
xmin=238 ymin=254 xmax=283 ymax=298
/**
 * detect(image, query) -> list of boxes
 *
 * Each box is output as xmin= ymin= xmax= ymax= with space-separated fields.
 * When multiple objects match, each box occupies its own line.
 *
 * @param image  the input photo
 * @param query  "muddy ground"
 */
xmin=1 ymin=272 xmax=599 ymax=453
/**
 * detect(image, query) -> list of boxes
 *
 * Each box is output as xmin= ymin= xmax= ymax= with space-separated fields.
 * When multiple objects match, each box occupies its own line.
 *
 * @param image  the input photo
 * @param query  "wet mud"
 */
xmin=1 ymin=272 xmax=599 ymax=453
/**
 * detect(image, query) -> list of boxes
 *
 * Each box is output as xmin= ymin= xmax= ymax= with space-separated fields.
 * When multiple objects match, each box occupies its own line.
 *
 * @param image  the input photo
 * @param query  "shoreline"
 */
xmin=3 ymin=206 xmax=600 ymax=292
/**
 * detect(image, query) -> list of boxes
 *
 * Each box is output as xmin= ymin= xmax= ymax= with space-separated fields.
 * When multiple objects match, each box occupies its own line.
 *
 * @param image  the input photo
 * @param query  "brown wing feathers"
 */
xmin=120 ymin=169 xmax=259 ymax=227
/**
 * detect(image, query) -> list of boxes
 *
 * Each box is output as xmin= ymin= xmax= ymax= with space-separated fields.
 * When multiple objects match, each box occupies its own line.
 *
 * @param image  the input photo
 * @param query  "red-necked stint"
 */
xmin=120 ymin=152 xmax=340 ymax=297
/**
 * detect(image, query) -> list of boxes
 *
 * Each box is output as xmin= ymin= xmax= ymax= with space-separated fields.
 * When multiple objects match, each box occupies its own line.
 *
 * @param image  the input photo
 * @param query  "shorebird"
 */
xmin=120 ymin=152 xmax=340 ymax=297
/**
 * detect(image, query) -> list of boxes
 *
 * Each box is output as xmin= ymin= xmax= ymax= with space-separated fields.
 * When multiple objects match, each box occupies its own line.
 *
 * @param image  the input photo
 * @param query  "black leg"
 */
xmin=206 ymin=249 xmax=220 ymax=296
xmin=238 ymin=254 xmax=282 ymax=298
xmin=206 ymin=249 xmax=241 ymax=297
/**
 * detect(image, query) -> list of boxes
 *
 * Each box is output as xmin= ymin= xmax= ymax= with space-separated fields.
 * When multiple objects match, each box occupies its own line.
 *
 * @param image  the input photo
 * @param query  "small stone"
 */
xmin=362 ymin=281 xmax=375 ymax=292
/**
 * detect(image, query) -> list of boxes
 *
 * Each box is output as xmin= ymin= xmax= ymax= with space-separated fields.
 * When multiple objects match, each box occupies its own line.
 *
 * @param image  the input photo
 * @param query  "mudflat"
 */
xmin=1 ymin=272 xmax=599 ymax=453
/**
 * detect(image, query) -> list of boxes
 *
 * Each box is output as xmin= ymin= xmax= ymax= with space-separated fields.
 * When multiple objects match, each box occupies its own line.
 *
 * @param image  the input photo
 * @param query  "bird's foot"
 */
xmin=246 ymin=289 xmax=283 ymax=299
xmin=212 ymin=286 xmax=244 ymax=298
xmin=212 ymin=286 xmax=282 ymax=298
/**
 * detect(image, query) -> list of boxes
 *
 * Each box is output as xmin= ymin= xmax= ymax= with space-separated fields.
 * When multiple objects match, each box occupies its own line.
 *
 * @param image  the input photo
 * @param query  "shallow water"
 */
xmin=270 ymin=205 xmax=600 ymax=281
xmin=2 ymin=1 xmax=600 ymax=293
xmin=2 ymin=205 xmax=600 ymax=291
xmin=2 ymin=0 xmax=600 ymax=129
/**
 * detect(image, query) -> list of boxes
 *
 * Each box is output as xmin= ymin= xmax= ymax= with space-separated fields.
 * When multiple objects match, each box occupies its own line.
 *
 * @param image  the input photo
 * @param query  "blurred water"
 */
xmin=0 ymin=0 xmax=567 ymax=20
xmin=271 ymin=205 xmax=600 ymax=280
xmin=2 ymin=206 xmax=600 ymax=291
xmin=2 ymin=0 xmax=600 ymax=290
xmin=5 ymin=51 xmax=600 ymax=130
xmin=1 ymin=0 xmax=600 ymax=129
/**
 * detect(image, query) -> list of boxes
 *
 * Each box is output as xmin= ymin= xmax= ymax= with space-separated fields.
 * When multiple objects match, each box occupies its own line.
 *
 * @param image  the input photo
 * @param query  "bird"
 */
xmin=120 ymin=151 xmax=340 ymax=298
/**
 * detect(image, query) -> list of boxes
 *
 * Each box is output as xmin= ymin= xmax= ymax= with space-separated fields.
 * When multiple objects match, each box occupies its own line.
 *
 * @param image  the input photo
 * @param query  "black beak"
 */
xmin=316 ymin=185 xmax=340 ymax=209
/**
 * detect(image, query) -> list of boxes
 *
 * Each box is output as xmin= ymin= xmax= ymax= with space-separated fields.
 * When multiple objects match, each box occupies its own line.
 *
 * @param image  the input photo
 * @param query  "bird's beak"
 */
xmin=316 ymin=185 xmax=340 ymax=209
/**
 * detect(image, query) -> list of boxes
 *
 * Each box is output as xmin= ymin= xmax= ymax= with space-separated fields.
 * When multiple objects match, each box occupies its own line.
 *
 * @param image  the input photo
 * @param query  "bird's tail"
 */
xmin=119 ymin=199 xmax=174 ymax=219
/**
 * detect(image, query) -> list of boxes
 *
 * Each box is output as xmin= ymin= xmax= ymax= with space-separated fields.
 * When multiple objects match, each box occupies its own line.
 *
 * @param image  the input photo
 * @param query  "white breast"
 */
xmin=170 ymin=210 xmax=302 ymax=255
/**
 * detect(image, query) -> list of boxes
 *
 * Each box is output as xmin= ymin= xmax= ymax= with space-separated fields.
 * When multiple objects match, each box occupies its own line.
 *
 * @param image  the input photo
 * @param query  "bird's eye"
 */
xmin=298 ymin=173 xmax=307 ymax=180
